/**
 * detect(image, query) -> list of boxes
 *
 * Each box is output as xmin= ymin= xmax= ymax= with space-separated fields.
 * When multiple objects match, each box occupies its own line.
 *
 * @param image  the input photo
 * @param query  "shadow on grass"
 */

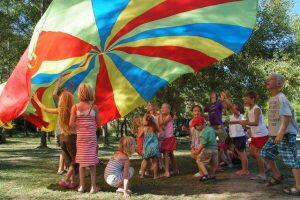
xmin=0 ymin=148 xmax=59 ymax=159
xmin=1 ymin=136 xmax=299 ymax=198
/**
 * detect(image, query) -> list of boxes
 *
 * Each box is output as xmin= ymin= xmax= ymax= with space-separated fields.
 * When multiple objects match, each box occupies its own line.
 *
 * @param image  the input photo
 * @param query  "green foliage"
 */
xmin=0 ymin=0 xmax=52 ymax=82
xmin=0 ymin=0 xmax=298 ymax=119
xmin=154 ymin=0 xmax=300 ymax=117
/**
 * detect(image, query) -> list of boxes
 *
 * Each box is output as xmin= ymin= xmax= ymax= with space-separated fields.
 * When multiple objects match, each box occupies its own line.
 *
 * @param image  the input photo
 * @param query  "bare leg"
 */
xmin=140 ymin=159 xmax=148 ymax=178
xmin=90 ymin=165 xmax=97 ymax=190
xmin=236 ymin=149 xmax=249 ymax=175
xmin=164 ymin=151 xmax=170 ymax=177
xmin=218 ymin=150 xmax=223 ymax=164
xmin=58 ymin=152 xmax=65 ymax=172
xmin=266 ymin=159 xmax=281 ymax=179
xmin=292 ymin=169 xmax=300 ymax=191
xmin=196 ymin=161 xmax=208 ymax=175
xmin=151 ymin=157 xmax=159 ymax=179
xmin=79 ymin=166 xmax=85 ymax=189
xmin=250 ymin=146 xmax=265 ymax=177
xmin=170 ymin=151 xmax=179 ymax=174
xmin=65 ymin=165 xmax=75 ymax=182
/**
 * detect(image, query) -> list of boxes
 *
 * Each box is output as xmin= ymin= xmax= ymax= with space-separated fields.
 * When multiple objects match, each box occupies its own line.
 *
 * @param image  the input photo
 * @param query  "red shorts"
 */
xmin=160 ymin=136 xmax=176 ymax=152
xmin=218 ymin=142 xmax=228 ymax=151
xmin=136 ymin=136 xmax=144 ymax=156
xmin=250 ymin=136 xmax=269 ymax=149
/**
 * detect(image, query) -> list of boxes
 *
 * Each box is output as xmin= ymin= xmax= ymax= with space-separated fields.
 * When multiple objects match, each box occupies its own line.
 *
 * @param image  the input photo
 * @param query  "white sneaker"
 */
xmin=193 ymin=172 xmax=202 ymax=178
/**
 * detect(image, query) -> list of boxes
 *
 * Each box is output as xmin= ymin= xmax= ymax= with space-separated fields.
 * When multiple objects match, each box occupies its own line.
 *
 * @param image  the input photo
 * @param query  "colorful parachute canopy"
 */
xmin=0 ymin=121 xmax=14 ymax=130
xmin=0 ymin=0 xmax=258 ymax=129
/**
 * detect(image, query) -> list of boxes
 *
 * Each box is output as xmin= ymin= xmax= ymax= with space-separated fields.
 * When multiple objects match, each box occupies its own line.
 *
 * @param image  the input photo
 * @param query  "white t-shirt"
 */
xmin=248 ymin=105 xmax=268 ymax=138
xmin=268 ymin=93 xmax=299 ymax=136
xmin=229 ymin=114 xmax=245 ymax=138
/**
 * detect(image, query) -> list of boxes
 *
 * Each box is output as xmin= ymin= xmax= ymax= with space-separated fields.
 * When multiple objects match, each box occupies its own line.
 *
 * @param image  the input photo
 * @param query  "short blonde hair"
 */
xmin=268 ymin=73 xmax=285 ymax=87
xmin=78 ymin=83 xmax=94 ymax=102
xmin=118 ymin=136 xmax=136 ymax=155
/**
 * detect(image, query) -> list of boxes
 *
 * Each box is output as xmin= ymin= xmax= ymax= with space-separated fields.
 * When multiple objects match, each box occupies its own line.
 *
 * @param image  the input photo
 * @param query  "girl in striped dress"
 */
xmin=104 ymin=136 xmax=136 ymax=198
xmin=69 ymin=83 xmax=100 ymax=193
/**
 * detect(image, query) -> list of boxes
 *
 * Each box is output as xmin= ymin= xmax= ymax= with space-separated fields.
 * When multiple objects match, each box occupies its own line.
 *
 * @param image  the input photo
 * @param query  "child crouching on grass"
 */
xmin=104 ymin=136 xmax=136 ymax=198
xmin=191 ymin=115 xmax=218 ymax=181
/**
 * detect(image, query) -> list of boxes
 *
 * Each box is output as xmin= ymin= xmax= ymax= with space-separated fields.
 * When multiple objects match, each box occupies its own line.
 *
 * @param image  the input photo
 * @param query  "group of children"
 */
xmin=34 ymin=79 xmax=136 ymax=197
xmin=187 ymin=73 xmax=300 ymax=196
xmin=33 ymin=72 xmax=299 ymax=197
xmin=134 ymin=102 xmax=179 ymax=179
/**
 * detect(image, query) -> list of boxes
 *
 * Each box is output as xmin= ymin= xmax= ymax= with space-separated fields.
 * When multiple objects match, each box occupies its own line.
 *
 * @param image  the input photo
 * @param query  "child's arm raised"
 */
xmin=123 ymin=158 xmax=131 ymax=197
xmin=52 ymin=75 xmax=63 ymax=102
xmin=69 ymin=105 xmax=77 ymax=128
xmin=32 ymin=93 xmax=58 ymax=114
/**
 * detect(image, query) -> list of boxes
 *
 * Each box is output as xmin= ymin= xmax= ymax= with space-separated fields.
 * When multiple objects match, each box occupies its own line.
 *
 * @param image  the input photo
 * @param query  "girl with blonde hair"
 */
xmin=104 ymin=136 xmax=136 ymax=198
xmin=69 ymin=83 xmax=100 ymax=193
xmin=33 ymin=91 xmax=78 ymax=189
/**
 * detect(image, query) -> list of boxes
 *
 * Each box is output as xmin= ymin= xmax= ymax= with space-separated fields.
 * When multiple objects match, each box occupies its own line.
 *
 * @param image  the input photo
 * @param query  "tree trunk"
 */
xmin=24 ymin=120 xmax=28 ymax=137
xmin=0 ymin=128 xmax=6 ymax=143
xmin=117 ymin=119 xmax=120 ymax=139
xmin=103 ymin=124 xmax=109 ymax=146
xmin=124 ymin=117 xmax=128 ymax=136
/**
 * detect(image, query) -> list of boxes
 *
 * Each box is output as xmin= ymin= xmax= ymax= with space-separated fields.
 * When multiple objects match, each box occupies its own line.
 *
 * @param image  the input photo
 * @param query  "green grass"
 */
xmin=0 ymin=135 xmax=299 ymax=200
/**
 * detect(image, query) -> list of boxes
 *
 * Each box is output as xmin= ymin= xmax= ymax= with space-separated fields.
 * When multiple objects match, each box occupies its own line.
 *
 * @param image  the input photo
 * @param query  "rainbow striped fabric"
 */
xmin=0 ymin=0 xmax=258 ymax=129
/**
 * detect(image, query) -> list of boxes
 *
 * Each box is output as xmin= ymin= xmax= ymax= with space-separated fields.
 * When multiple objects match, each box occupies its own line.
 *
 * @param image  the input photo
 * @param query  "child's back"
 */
xmin=143 ymin=128 xmax=160 ymax=159
xmin=75 ymin=103 xmax=98 ymax=167
xmin=200 ymin=126 xmax=218 ymax=150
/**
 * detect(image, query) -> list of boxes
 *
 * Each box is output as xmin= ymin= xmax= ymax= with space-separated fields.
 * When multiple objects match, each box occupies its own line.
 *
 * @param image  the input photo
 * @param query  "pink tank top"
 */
xmin=164 ymin=120 xmax=174 ymax=138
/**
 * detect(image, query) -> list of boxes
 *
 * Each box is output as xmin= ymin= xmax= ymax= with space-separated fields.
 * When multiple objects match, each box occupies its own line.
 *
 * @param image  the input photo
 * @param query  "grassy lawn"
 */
xmin=0 ymin=135 xmax=299 ymax=200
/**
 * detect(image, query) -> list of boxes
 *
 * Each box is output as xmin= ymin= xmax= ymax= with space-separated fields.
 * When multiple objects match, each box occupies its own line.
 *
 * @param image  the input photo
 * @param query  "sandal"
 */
xmin=283 ymin=187 xmax=300 ymax=196
xmin=265 ymin=176 xmax=283 ymax=187
xmin=199 ymin=175 xmax=209 ymax=181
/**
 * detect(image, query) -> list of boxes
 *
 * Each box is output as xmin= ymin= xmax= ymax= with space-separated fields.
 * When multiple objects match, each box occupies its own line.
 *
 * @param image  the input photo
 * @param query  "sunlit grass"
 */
xmin=0 ymin=135 xmax=298 ymax=200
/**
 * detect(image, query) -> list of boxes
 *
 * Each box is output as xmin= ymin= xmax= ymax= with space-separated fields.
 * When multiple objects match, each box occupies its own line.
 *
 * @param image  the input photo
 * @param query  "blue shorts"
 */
xmin=260 ymin=134 xmax=300 ymax=169
xmin=232 ymin=136 xmax=247 ymax=152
